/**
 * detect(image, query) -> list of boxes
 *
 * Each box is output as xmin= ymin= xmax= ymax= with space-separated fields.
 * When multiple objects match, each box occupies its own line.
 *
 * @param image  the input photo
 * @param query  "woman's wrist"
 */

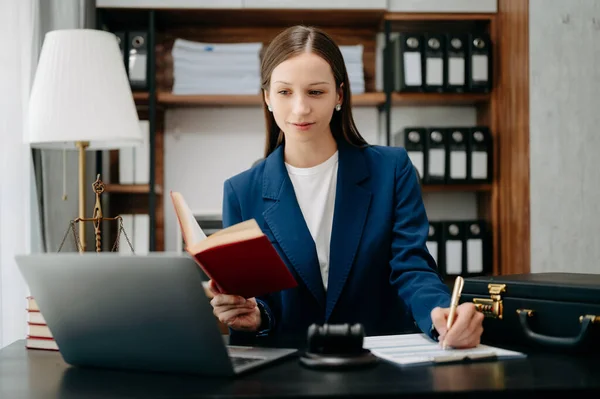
xmin=256 ymin=301 xmax=271 ymax=333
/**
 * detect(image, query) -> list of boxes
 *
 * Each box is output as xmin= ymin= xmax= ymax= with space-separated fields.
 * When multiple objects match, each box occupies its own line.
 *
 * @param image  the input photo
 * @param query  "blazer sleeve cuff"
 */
xmin=414 ymin=293 xmax=451 ymax=339
xmin=255 ymin=298 xmax=274 ymax=336
xmin=227 ymin=299 xmax=275 ymax=340
xmin=429 ymin=324 xmax=441 ymax=341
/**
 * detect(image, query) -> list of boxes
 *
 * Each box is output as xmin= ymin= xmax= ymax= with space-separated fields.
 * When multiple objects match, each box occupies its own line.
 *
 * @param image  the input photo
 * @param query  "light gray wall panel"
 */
xmin=529 ymin=0 xmax=600 ymax=273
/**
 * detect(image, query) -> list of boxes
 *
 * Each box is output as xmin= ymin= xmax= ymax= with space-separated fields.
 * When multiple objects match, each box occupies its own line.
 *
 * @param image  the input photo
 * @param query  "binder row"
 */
xmin=387 ymin=32 xmax=492 ymax=93
xmin=427 ymin=220 xmax=492 ymax=278
xmin=113 ymin=29 xmax=492 ymax=95
xmin=113 ymin=30 xmax=150 ymax=90
xmin=398 ymin=126 xmax=492 ymax=184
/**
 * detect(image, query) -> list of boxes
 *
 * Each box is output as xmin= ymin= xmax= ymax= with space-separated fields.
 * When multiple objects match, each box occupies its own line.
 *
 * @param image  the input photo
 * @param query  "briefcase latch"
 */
xmin=473 ymin=283 xmax=506 ymax=319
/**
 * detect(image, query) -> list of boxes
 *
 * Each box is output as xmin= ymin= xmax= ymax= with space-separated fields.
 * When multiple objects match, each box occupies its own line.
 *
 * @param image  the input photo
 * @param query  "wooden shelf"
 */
xmin=156 ymin=9 xmax=386 ymax=29
xmin=353 ymin=92 xmax=386 ymax=106
xmin=153 ymin=92 xmax=487 ymax=107
xmin=101 ymin=8 xmax=385 ymax=30
xmin=421 ymin=184 xmax=492 ymax=193
xmin=383 ymin=12 xmax=494 ymax=33
xmin=392 ymin=92 xmax=490 ymax=106
xmin=384 ymin=13 xmax=495 ymax=21
xmin=133 ymin=92 xmax=149 ymax=102
xmin=157 ymin=92 xmax=386 ymax=107
xmin=158 ymin=93 xmax=260 ymax=107
xmin=104 ymin=184 xmax=162 ymax=195
xmin=99 ymin=6 xmax=532 ymax=277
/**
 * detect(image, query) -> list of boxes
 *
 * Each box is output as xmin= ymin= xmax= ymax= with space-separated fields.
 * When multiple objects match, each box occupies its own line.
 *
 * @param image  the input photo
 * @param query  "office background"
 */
xmin=0 ymin=0 xmax=599 ymax=349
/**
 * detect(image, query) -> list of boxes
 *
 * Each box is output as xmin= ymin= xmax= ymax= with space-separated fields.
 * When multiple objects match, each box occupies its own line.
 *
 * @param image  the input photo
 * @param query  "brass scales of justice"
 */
xmin=57 ymin=175 xmax=135 ymax=253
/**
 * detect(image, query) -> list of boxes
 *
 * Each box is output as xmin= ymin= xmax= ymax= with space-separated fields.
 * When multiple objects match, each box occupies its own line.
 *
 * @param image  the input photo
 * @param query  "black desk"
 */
xmin=1 ymin=338 xmax=599 ymax=399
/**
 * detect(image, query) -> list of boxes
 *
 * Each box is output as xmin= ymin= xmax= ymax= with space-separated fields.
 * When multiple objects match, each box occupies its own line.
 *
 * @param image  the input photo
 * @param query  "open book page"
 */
xmin=187 ymin=219 xmax=264 ymax=254
xmin=363 ymin=334 xmax=525 ymax=367
xmin=170 ymin=191 xmax=207 ymax=247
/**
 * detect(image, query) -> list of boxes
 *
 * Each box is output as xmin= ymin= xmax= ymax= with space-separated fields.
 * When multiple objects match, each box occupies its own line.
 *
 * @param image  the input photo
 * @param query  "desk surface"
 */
xmin=1 ymin=338 xmax=599 ymax=399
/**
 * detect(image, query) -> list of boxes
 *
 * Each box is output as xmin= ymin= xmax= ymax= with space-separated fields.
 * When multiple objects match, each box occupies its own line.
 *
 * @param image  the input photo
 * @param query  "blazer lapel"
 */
xmin=326 ymin=142 xmax=371 ymax=321
xmin=262 ymin=145 xmax=326 ymax=309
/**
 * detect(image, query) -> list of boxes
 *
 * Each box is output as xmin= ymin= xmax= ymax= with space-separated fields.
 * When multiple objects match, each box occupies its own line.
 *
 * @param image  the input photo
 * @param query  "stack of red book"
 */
xmin=26 ymin=296 xmax=58 ymax=351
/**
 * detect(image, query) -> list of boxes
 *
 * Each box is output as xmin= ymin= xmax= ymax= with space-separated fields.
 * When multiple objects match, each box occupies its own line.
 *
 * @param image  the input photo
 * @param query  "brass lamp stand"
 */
xmin=76 ymin=141 xmax=89 ymax=251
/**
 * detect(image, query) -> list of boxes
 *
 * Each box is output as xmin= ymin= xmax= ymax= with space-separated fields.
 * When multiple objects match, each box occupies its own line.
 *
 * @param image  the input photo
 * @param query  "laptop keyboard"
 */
xmin=230 ymin=356 xmax=265 ymax=368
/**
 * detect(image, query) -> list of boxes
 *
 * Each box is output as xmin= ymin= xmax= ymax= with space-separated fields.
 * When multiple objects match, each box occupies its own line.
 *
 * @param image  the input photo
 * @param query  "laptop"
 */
xmin=15 ymin=252 xmax=297 ymax=376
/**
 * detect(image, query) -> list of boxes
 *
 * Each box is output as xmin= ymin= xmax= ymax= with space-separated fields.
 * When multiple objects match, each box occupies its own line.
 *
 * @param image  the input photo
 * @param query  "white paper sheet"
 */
xmin=363 ymin=334 xmax=525 ymax=367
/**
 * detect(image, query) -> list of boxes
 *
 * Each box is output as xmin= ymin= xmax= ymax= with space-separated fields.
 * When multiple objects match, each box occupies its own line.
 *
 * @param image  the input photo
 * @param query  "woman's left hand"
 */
xmin=430 ymin=303 xmax=484 ymax=349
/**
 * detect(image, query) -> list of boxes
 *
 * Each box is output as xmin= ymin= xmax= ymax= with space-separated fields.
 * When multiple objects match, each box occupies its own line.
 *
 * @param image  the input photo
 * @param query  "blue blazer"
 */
xmin=222 ymin=140 xmax=451 ymax=338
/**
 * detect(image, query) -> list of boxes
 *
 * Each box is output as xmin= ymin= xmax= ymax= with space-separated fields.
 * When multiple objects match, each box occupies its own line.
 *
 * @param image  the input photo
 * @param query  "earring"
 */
xmin=335 ymin=104 xmax=341 ymax=111
xmin=267 ymin=105 xmax=273 ymax=112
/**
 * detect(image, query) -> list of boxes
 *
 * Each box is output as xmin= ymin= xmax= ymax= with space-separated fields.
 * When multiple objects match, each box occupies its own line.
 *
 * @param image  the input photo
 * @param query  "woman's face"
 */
xmin=265 ymin=52 xmax=342 ymax=145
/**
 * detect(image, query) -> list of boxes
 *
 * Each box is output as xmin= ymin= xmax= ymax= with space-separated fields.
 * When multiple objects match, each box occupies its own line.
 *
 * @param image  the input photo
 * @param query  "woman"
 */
xmin=209 ymin=26 xmax=484 ymax=349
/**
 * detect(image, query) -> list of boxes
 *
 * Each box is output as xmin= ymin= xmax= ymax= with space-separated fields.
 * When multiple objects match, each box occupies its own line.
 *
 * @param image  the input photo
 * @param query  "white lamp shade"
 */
xmin=27 ymin=29 xmax=143 ymax=150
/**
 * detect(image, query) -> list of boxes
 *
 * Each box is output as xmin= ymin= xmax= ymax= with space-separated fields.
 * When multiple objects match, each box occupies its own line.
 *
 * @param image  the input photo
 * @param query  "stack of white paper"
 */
xmin=171 ymin=39 xmax=263 ymax=95
xmin=340 ymin=45 xmax=365 ymax=94
xmin=364 ymin=334 xmax=526 ymax=367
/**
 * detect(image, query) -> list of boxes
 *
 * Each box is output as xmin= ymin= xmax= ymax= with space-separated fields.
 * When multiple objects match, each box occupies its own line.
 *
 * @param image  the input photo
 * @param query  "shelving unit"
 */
xmin=421 ymin=184 xmax=492 ymax=194
xmin=381 ymin=12 xmax=501 ymax=274
xmin=97 ymin=4 xmax=530 ymax=276
xmin=133 ymin=92 xmax=488 ymax=107
xmin=390 ymin=92 xmax=490 ymax=106
xmin=156 ymin=92 xmax=386 ymax=107
xmin=104 ymin=184 xmax=162 ymax=194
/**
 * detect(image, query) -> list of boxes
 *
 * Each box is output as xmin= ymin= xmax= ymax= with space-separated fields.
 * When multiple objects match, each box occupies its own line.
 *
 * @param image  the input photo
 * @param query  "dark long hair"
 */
xmin=261 ymin=25 xmax=368 ymax=158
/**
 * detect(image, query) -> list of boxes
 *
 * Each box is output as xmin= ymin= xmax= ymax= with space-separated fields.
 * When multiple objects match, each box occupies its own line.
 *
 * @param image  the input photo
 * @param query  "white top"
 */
xmin=285 ymin=151 xmax=339 ymax=291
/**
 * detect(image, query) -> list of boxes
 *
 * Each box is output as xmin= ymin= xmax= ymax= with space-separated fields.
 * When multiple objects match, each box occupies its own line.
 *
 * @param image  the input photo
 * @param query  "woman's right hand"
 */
xmin=207 ymin=280 xmax=261 ymax=332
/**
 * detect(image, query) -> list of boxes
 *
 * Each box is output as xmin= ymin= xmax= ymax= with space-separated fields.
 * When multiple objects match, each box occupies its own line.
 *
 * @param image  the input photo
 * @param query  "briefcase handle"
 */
xmin=517 ymin=309 xmax=599 ymax=349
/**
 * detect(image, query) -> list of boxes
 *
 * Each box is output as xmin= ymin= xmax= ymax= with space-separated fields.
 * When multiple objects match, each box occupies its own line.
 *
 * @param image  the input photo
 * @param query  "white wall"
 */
xmin=529 ymin=0 xmax=600 ymax=274
xmin=0 ymin=0 xmax=35 ymax=349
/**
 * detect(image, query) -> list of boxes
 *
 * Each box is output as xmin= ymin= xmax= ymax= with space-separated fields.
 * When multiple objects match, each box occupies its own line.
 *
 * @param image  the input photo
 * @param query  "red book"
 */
xmin=171 ymin=191 xmax=297 ymax=299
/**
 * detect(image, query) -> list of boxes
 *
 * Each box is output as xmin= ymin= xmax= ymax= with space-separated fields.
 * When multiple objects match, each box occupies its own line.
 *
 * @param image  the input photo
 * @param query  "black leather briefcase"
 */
xmin=460 ymin=273 xmax=600 ymax=353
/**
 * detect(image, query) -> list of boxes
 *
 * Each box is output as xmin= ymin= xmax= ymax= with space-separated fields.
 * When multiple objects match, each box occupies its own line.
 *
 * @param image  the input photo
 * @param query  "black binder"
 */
xmin=468 ymin=33 xmax=492 ymax=92
xmin=445 ymin=33 xmax=467 ymax=92
xmin=441 ymin=221 xmax=465 ymax=277
xmin=446 ymin=127 xmax=468 ymax=184
xmin=403 ymin=127 xmax=426 ymax=181
xmin=426 ymin=221 xmax=443 ymax=272
xmin=127 ymin=31 xmax=149 ymax=90
xmin=464 ymin=220 xmax=491 ymax=276
xmin=424 ymin=128 xmax=446 ymax=184
xmin=397 ymin=33 xmax=424 ymax=92
xmin=468 ymin=127 xmax=492 ymax=183
xmin=423 ymin=33 xmax=445 ymax=93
